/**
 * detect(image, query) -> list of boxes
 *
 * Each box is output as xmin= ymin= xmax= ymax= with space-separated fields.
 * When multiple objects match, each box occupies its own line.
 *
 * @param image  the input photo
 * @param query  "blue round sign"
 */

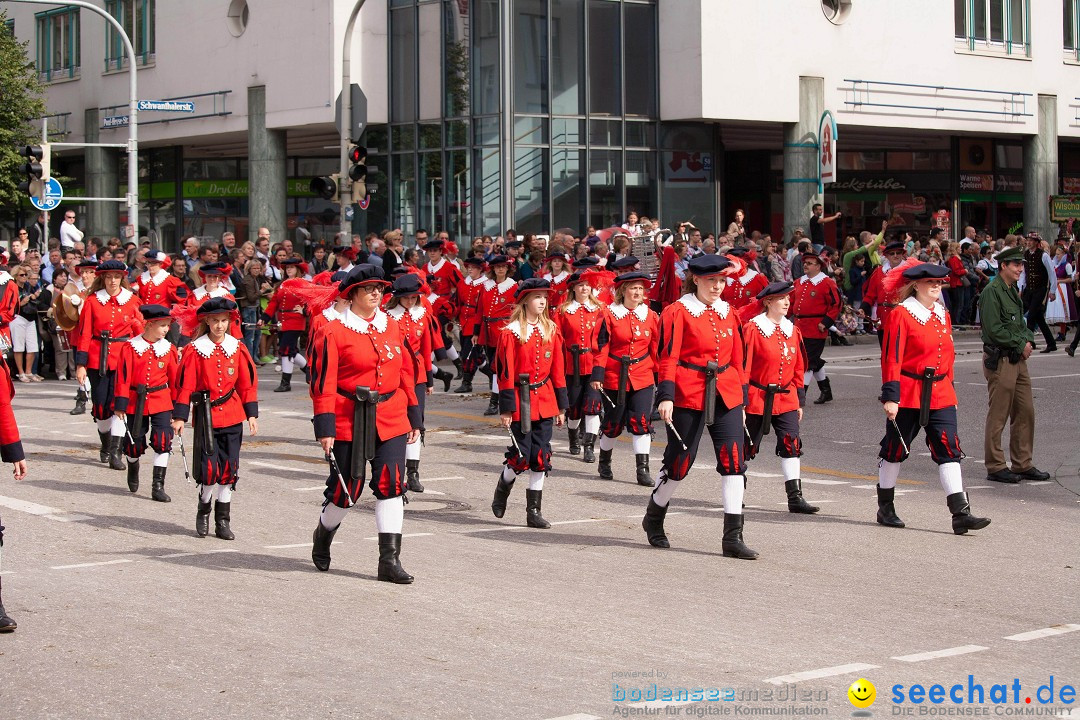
xmin=30 ymin=177 xmax=64 ymax=212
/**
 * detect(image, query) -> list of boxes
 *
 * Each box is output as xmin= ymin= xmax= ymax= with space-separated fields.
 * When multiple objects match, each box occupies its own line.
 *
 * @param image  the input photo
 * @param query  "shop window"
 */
xmin=623 ymin=2 xmax=657 ymax=117
xmin=551 ymin=0 xmax=584 ymax=116
xmin=514 ymin=146 xmax=549 ymax=234
xmin=515 ymin=116 xmax=549 ymax=145
xmin=514 ymin=0 xmax=548 ymax=114
xmin=35 ymin=7 xmax=80 ymax=82
xmin=886 ymin=151 xmax=951 ymax=171
xmin=552 ymin=118 xmax=585 ymax=146
xmin=995 ymin=144 xmax=1023 ymax=170
xmin=390 ymin=8 xmax=417 ymax=122
xmin=955 ymin=0 xmax=1029 ymax=56
xmin=444 ymin=0 xmax=470 ymax=117
xmin=838 ymin=151 xmax=884 ymax=171
xmin=552 ymin=148 xmax=586 ymax=232
xmin=105 ymin=0 xmax=155 ymax=69
xmin=588 ymin=0 xmax=621 ymax=115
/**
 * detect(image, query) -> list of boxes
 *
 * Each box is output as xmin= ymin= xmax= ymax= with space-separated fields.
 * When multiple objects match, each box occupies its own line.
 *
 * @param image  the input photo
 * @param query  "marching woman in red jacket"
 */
xmin=308 ymin=265 xmax=422 ymax=582
xmin=491 ymin=278 xmax=569 ymax=529
xmin=385 ymin=273 xmax=435 ymax=494
xmin=0 ymin=358 xmax=28 ymax=633
xmin=114 ymin=305 xmax=180 ymax=501
xmin=74 ymin=260 xmax=145 ymax=471
xmin=262 ymin=258 xmax=310 ymax=393
xmin=597 ymin=271 xmax=660 ymax=486
xmin=643 ymin=255 xmax=757 ymax=558
xmin=788 ymin=252 xmax=842 ymax=405
xmin=453 ymin=257 xmax=487 ymax=394
xmin=171 ymin=297 xmax=259 ymax=541
xmin=877 ymin=263 xmax=990 ymax=535
xmin=476 ymin=255 xmax=517 ymax=416
xmin=741 ymin=282 xmax=818 ymax=514
xmin=556 ymin=272 xmax=607 ymax=464
xmin=721 ymin=247 xmax=769 ymax=309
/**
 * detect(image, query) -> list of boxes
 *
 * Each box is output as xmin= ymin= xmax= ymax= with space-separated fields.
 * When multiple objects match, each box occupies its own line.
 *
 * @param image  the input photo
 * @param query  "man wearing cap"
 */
xmin=978 ymin=247 xmax=1049 ymax=484
xmin=1021 ymin=232 xmax=1057 ymax=353
xmin=789 ymin=252 xmax=842 ymax=404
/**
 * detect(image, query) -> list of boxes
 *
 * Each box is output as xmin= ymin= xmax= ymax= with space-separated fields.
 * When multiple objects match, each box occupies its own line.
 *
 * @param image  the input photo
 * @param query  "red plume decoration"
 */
xmin=737 ymin=299 xmax=765 ymax=325
xmin=584 ymin=269 xmax=616 ymax=299
xmin=881 ymin=257 xmax=922 ymax=301
xmin=285 ymin=278 xmax=339 ymax=315
xmin=649 ymin=245 xmax=681 ymax=307
xmin=170 ymin=303 xmax=201 ymax=338
xmin=722 ymin=255 xmax=748 ymax=278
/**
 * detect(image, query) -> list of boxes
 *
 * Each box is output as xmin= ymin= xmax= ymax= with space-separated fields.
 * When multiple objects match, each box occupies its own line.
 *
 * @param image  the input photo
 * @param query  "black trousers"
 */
xmin=803 ymin=338 xmax=826 ymax=373
xmin=746 ymin=409 xmax=801 ymax=459
xmin=879 ymin=406 xmax=962 ymax=464
xmin=505 ymin=417 xmax=554 ymax=473
xmin=197 ymin=423 xmax=243 ymax=486
xmin=601 ymin=385 xmax=654 ymax=437
xmin=661 ymin=403 xmax=746 ymax=481
xmin=324 ymin=432 xmax=408 ymax=507
xmin=566 ymin=375 xmax=602 ymax=421
xmin=1023 ymin=289 xmax=1055 ymax=347
xmin=123 ymin=410 xmax=174 ymax=458
xmin=88 ymin=367 xmax=117 ymax=421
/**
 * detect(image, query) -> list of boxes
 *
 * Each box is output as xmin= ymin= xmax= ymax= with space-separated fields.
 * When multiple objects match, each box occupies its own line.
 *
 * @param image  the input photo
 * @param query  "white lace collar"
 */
xmin=901 ymin=296 xmax=947 ymax=325
xmin=426 ymin=258 xmax=446 ymax=274
xmin=751 ymin=313 xmax=794 ymax=338
xmin=544 ymin=270 xmax=569 ymax=284
xmin=140 ymin=269 xmax=170 ymax=286
xmin=496 ymin=277 xmax=517 ymax=294
xmin=340 ymin=308 xmax=388 ymax=334
xmin=191 ymin=333 xmax=239 ymax=358
xmin=0 ymin=271 xmax=12 ymax=285
xmin=96 ymin=288 xmax=134 ymax=306
xmin=738 ymin=269 xmax=759 ymax=286
xmin=464 ymin=275 xmax=485 ymax=287
xmin=677 ymin=293 xmax=730 ymax=319
xmin=193 ymin=286 xmax=229 ymax=300
xmin=608 ymin=302 xmax=648 ymax=321
xmin=505 ymin=320 xmax=540 ymax=342
xmin=564 ymin=299 xmax=600 ymax=315
xmin=130 ymin=335 xmax=173 ymax=357
xmin=387 ymin=304 xmax=426 ymax=323
xmin=321 ymin=306 xmax=341 ymax=322
xmin=802 ymin=272 xmax=827 ymax=286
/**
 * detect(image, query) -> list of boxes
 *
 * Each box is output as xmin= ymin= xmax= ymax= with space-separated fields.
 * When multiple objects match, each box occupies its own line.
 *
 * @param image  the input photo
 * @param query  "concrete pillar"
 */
xmin=1023 ymin=95 xmax=1058 ymax=238
xmin=783 ymin=76 xmax=824 ymax=243
xmin=83 ymin=108 xmax=120 ymax=239
xmin=247 ymin=86 xmax=287 ymax=244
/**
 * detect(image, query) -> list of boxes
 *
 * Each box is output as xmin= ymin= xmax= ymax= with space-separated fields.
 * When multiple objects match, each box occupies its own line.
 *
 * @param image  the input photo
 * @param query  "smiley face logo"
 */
xmin=848 ymin=678 xmax=876 ymax=709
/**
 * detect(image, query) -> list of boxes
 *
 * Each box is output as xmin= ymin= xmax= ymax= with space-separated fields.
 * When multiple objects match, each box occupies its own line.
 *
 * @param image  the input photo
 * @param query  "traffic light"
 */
xmin=348 ymin=145 xmax=367 ymax=199
xmin=17 ymin=144 xmax=49 ymax=201
xmin=310 ymin=173 xmax=341 ymax=203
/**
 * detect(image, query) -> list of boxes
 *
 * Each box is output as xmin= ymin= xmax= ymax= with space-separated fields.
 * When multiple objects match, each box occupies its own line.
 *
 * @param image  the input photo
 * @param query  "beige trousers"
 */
xmin=982 ymin=356 xmax=1034 ymax=473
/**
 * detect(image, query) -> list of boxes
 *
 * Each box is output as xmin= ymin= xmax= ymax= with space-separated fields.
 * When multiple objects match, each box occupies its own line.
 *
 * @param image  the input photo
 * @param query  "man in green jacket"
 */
xmin=978 ymin=247 xmax=1049 ymax=484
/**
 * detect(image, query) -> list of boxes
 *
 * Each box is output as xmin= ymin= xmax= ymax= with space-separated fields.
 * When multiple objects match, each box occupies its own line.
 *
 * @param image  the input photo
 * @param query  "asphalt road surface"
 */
xmin=1 ymin=339 xmax=1077 ymax=719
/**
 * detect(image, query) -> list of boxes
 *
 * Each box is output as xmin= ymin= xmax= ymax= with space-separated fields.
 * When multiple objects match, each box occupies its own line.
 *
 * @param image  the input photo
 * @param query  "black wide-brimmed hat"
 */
xmin=140 ymin=304 xmax=173 ymax=321
xmin=609 ymin=255 xmax=639 ymax=270
xmin=197 ymin=297 xmax=239 ymax=316
xmin=687 ymin=255 xmax=732 ymax=277
xmin=422 ymin=239 xmax=445 ymax=251
xmin=95 ymin=259 xmax=128 ymax=275
xmin=337 ymin=264 xmax=390 ymax=298
xmin=613 ymin=271 xmax=652 ymax=289
xmin=901 ymin=263 xmax=950 ymax=281
xmin=391 ymin=273 xmax=423 ymax=298
xmin=513 ymin=277 xmax=550 ymax=302
xmin=756 ymin=281 xmax=794 ymax=300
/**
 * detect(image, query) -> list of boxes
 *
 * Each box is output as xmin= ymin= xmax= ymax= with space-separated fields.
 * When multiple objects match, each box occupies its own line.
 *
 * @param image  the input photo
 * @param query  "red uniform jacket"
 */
xmin=721 ymin=269 xmax=769 ymax=309
xmin=173 ymin=334 xmax=259 ymax=428
xmin=542 ymin=271 xmax=571 ymax=315
xmin=308 ymin=306 xmax=341 ymax=342
xmin=387 ymin=303 xmax=435 ymax=386
xmin=133 ymin=269 xmax=189 ymax=307
xmin=425 ymin=258 xmax=463 ymax=303
xmin=264 ymin=279 xmax=308 ymax=332
xmin=477 ymin=278 xmax=518 ymax=347
xmin=309 ymin=309 xmax=421 ymax=441
xmin=656 ymin=295 xmax=748 ymax=411
xmin=74 ymin=288 xmax=145 ymax=371
xmin=0 ymin=272 xmax=20 ymax=346
xmin=789 ymin=272 xmax=842 ymax=340
xmin=114 ymin=336 xmax=180 ymax=416
xmin=601 ymin=302 xmax=659 ymax=391
xmin=496 ymin=320 xmax=569 ymax=421
xmin=456 ymin=275 xmax=485 ymax=337
xmin=862 ymin=264 xmax=901 ymax=327
xmin=880 ymin=297 xmax=957 ymax=409
xmin=742 ymin=314 xmax=807 ymax=415
xmin=556 ymin=300 xmax=608 ymax=380
xmin=188 ymin=286 xmax=242 ymax=339
xmin=0 ymin=362 xmax=24 ymax=462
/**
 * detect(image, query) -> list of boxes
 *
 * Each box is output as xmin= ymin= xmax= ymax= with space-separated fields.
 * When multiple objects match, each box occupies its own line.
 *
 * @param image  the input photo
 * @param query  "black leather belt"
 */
xmin=525 ymin=377 xmax=549 ymax=391
xmin=750 ymin=379 xmax=792 ymax=393
xmin=483 ymin=316 xmax=510 ymax=323
xmin=95 ymin=334 xmax=130 ymax=342
xmin=678 ymin=360 xmax=730 ymax=374
xmin=146 ymin=382 xmax=168 ymax=394
xmin=901 ymin=370 xmax=946 ymax=382
xmin=210 ymin=388 xmax=235 ymax=407
xmin=337 ymin=388 xmax=396 ymax=403
xmin=568 ymin=347 xmax=593 ymax=355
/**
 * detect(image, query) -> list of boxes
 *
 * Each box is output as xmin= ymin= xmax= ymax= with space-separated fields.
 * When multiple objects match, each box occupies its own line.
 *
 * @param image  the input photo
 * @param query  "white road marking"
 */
xmin=248 ymin=461 xmax=321 ymax=474
xmin=892 ymin=645 xmax=988 ymax=662
xmin=362 ymin=532 xmax=434 ymax=540
xmin=292 ymin=485 xmax=326 ymax=492
xmin=51 ymin=559 xmax=133 ymax=570
xmin=418 ymin=476 xmax=464 ymax=482
xmin=765 ymin=663 xmax=878 ymax=685
xmin=1029 ymin=373 xmax=1080 ymax=380
xmin=263 ymin=543 xmax=312 ymax=549
xmin=746 ymin=471 xmax=784 ymax=478
xmin=800 ymin=478 xmax=849 ymax=486
xmin=0 ymin=495 xmax=83 ymax=520
xmin=833 ymin=373 xmax=872 ymax=378
xmin=272 ymin=411 xmax=309 ymax=418
xmin=1027 ymin=481 xmax=1053 ymax=486
xmin=549 ymin=518 xmax=610 ymax=526
xmin=831 ymin=440 xmax=855 ymax=444
xmin=46 ymin=514 xmax=93 ymax=522
xmin=966 ymin=485 xmax=992 ymax=489
xmin=470 ymin=434 xmax=510 ymax=441
xmin=1004 ymin=624 xmax=1080 ymax=641
xmin=421 ymin=490 xmax=447 ymax=495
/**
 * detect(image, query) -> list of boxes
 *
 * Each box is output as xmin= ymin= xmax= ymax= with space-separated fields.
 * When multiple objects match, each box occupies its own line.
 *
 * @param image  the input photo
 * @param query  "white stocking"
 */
xmin=374 ymin=496 xmax=404 ymax=534
xmin=584 ymin=415 xmax=600 ymax=435
xmin=281 ymin=356 xmax=294 ymax=374
xmin=878 ymin=459 xmax=901 ymax=489
xmin=938 ymin=462 xmax=963 ymax=495
xmin=216 ymin=485 xmax=233 ymax=503
xmin=527 ymin=471 xmax=545 ymax=491
xmin=631 ymin=433 xmax=650 ymax=454
xmin=722 ymin=475 xmax=744 ymax=515
xmin=780 ymin=457 xmax=800 ymax=482
xmin=319 ymin=502 xmax=349 ymax=530
xmin=110 ymin=415 xmax=126 ymax=437
xmin=293 ymin=353 xmax=307 ymax=369
xmin=651 ymin=469 xmax=680 ymax=507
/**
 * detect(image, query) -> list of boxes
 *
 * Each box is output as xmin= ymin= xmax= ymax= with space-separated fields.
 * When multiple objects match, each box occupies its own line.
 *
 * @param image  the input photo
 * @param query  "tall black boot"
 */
xmin=876 ymin=485 xmax=905 ymax=527
xmin=483 ymin=392 xmax=499 ymax=416
xmin=214 ymin=500 xmax=235 ymax=540
xmin=642 ymin=498 xmax=669 ymax=548
xmin=311 ymin=520 xmax=339 ymax=571
xmin=721 ymin=513 xmax=758 ymax=559
xmin=151 ymin=466 xmax=171 ymax=503
xmin=0 ymin=577 xmax=16 ymax=633
xmin=107 ymin=435 xmax=126 ymax=471
xmin=567 ymin=426 xmax=581 ymax=455
xmin=597 ymin=448 xmax=614 ymax=479
xmin=582 ymin=433 xmax=596 ymax=463
xmin=98 ymin=431 xmax=110 ymax=463
xmin=491 ymin=473 xmax=514 ymax=518
xmin=525 ymin=488 xmax=551 ymax=529
xmin=785 ymin=479 xmax=819 ymax=514
xmin=452 ymin=358 xmax=463 ymax=379
xmin=635 ymin=454 xmax=654 ymax=487
xmin=453 ymin=372 xmax=474 ymax=394
xmin=70 ymin=389 xmax=87 ymax=416
xmin=195 ymin=496 xmax=212 ymax=537
xmin=406 ymin=458 xmax=424 ymax=493
xmin=813 ymin=378 xmax=833 ymax=404
xmin=274 ymin=373 xmax=292 ymax=392
xmin=126 ymin=458 xmax=140 ymax=492
xmin=434 ymin=367 xmax=453 ymax=393
xmin=946 ymin=491 xmax=991 ymax=535
xmin=377 ymin=533 xmax=414 ymax=583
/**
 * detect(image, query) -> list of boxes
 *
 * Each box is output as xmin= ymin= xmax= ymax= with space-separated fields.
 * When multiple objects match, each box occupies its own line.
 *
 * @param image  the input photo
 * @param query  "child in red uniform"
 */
xmin=0 ymin=358 xmax=28 ymax=633
xmin=789 ymin=252 xmax=842 ymax=405
xmin=721 ymin=247 xmax=768 ymax=309
xmin=187 ymin=262 xmax=241 ymax=341
xmin=741 ymin=282 xmax=818 ymax=514
xmin=476 ymin=255 xmax=517 ymax=416
xmin=262 ymin=258 xmax=310 ymax=393
xmin=132 ymin=250 xmax=189 ymax=308
xmin=114 ymin=305 xmax=180 ymax=501
xmin=491 ymin=278 xmax=569 ymax=529
xmin=453 ymin=256 xmax=487 ymax=394
xmin=308 ymin=265 xmax=422 ymax=582
xmin=540 ymin=252 xmax=571 ymax=311
xmin=556 ymin=273 xmax=607 ymax=464
xmin=172 ymin=298 xmax=259 ymax=540
xmin=597 ymin=272 xmax=660 ymax=486
xmin=74 ymin=260 xmax=145 ymax=471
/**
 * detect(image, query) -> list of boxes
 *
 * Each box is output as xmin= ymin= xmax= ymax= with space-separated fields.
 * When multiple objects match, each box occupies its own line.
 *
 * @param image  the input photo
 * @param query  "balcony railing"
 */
xmin=843 ymin=79 xmax=1032 ymax=123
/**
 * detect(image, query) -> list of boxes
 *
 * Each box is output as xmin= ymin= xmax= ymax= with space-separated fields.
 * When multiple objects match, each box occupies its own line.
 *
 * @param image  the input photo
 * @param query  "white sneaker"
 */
xmin=17 ymin=374 xmax=30 ymax=383
xmin=57 ymin=374 xmax=67 ymax=381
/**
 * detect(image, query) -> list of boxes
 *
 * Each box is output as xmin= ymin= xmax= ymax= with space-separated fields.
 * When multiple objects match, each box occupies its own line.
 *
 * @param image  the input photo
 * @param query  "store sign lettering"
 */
xmin=995 ymin=175 xmax=1023 ymax=192
xmin=960 ymin=173 xmax=993 ymax=191
xmin=1049 ymin=195 xmax=1080 ymax=222
xmin=829 ymin=177 xmax=906 ymax=193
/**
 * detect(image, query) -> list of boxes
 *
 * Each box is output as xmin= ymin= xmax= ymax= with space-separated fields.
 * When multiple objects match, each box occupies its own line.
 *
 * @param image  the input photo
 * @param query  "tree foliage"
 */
xmin=0 ymin=11 xmax=48 ymax=210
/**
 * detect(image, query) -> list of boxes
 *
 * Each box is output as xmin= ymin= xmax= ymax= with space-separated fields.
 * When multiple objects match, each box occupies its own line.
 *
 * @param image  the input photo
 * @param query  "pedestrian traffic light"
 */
xmin=310 ymin=173 xmax=341 ymax=203
xmin=17 ymin=144 xmax=50 ymax=201
xmin=348 ymin=145 xmax=367 ymax=199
